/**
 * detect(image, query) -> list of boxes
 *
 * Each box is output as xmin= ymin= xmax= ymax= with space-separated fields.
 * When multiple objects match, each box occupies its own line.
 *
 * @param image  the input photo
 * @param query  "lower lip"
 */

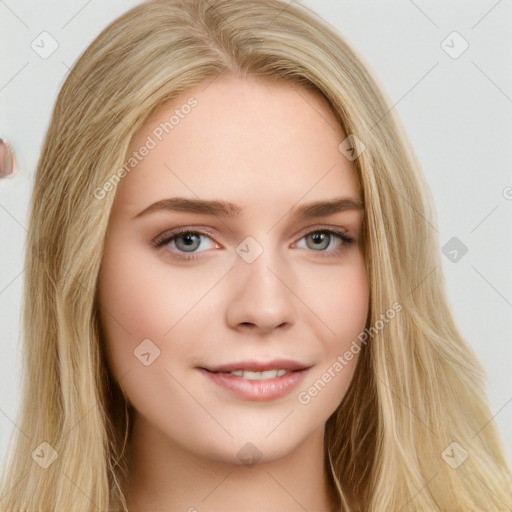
xmin=198 ymin=368 xmax=309 ymax=401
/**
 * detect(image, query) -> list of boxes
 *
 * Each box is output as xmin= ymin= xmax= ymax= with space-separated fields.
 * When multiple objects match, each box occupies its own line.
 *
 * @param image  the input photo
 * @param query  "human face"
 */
xmin=97 ymin=75 xmax=369 ymax=464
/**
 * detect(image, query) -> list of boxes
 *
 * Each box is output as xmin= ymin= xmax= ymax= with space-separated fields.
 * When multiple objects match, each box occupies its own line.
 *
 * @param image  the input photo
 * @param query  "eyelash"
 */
xmin=152 ymin=227 xmax=354 ymax=261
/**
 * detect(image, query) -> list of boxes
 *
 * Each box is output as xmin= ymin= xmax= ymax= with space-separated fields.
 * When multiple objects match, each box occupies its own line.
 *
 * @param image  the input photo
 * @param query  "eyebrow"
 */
xmin=133 ymin=196 xmax=363 ymax=219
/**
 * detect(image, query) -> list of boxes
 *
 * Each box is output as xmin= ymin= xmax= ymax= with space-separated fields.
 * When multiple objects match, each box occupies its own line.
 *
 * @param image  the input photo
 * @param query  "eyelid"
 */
xmin=294 ymin=225 xmax=352 ymax=244
xmin=151 ymin=226 xmax=218 ymax=248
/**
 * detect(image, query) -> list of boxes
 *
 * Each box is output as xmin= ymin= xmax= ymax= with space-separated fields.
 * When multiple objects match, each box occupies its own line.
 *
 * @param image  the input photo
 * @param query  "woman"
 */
xmin=1 ymin=0 xmax=510 ymax=510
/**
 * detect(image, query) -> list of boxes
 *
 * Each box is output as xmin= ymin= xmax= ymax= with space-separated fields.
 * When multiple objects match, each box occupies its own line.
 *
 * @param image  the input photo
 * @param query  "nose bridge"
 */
xmin=225 ymin=235 xmax=298 ymax=331
xmin=238 ymin=239 xmax=281 ymax=291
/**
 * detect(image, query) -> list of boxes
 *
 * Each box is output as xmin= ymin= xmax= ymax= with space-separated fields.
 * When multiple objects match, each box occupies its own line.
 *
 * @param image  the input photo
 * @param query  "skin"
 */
xmin=97 ymin=74 xmax=369 ymax=512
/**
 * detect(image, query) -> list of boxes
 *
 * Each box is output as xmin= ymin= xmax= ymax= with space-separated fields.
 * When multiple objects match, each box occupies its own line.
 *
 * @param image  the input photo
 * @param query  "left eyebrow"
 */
xmin=132 ymin=195 xmax=363 ymax=220
xmin=292 ymin=197 xmax=364 ymax=218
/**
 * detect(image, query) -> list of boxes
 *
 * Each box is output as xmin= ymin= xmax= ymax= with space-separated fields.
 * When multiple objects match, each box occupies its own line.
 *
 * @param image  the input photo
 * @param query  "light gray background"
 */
xmin=1 ymin=0 xmax=511 ymax=472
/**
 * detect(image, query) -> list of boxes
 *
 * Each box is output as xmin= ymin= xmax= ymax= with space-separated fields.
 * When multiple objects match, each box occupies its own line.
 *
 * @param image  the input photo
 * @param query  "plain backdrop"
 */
xmin=1 ymin=0 xmax=511 ymax=472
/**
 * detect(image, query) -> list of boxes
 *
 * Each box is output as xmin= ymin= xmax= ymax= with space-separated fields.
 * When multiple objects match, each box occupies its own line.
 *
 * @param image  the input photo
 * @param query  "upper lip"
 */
xmin=201 ymin=359 xmax=312 ymax=373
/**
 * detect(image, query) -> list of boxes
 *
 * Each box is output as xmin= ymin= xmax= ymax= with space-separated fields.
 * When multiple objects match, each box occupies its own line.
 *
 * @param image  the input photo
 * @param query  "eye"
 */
xmin=152 ymin=226 xmax=355 ymax=261
xmin=294 ymin=228 xmax=354 ymax=255
xmin=152 ymin=228 xmax=219 ymax=259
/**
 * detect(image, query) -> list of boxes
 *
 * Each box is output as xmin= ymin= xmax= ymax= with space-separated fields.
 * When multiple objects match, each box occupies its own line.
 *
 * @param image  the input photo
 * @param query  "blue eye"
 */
xmin=297 ymin=229 xmax=353 ymax=252
xmin=153 ymin=230 xmax=217 ymax=254
xmin=152 ymin=227 xmax=354 ymax=260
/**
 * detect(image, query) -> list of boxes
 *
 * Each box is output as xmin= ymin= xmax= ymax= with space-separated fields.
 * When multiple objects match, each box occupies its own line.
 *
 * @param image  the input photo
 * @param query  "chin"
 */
xmin=186 ymin=424 xmax=318 ymax=467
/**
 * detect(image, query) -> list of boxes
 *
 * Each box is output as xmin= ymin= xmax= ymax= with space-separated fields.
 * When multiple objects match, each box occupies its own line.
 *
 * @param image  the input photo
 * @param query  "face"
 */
xmin=97 ymin=75 xmax=369 ymax=464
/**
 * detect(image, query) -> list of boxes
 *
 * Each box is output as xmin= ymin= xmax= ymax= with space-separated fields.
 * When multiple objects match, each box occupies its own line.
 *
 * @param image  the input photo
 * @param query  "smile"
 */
xmin=198 ymin=361 xmax=312 ymax=401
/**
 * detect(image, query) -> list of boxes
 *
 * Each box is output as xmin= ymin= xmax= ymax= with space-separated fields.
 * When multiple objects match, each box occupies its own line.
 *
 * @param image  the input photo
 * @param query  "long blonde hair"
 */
xmin=1 ymin=0 xmax=511 ymax=510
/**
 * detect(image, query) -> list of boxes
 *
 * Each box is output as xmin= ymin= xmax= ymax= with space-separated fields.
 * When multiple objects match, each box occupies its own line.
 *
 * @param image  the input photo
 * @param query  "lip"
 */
xmin=197 ymin=360 xmax=312 ymax=401
xmin=203 ymin=359 xmax=311 ymax=373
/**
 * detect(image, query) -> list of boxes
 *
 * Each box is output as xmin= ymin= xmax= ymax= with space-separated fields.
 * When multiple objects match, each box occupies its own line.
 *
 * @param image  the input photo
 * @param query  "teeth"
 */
xmin=228 ymin=369 xmax=288 ymax=380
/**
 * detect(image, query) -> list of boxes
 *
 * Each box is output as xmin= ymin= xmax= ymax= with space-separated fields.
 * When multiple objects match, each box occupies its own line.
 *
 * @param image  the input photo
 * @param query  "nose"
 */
xmin=225 ymin=245 xmax=299 ymax=335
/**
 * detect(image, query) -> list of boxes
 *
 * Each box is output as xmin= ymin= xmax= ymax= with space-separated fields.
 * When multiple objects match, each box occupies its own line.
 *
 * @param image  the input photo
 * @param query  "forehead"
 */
xmin=112 ymin=75 xmax=361 ymax=217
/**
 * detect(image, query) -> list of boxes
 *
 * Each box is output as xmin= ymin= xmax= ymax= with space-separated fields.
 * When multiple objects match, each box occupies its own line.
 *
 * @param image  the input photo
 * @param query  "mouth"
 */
xmin=200 ymin=359 xmax=311 ymax=379
xmin=197 ymin=360 xmax=312 ymax=401
xmin=213 ymin=368 xmax=292 ymax=380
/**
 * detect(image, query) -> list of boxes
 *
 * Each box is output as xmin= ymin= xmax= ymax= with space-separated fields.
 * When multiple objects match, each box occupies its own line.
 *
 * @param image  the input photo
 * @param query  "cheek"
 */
xmin=294 ymin=256 xmax=369 ymax=409
xmin=99 ymin=246 xmax=178 ymax=337
xmin=97 ymin=242 xmax=227 ymax=376
xmin=96 ymin=245 xmax=211 ymax=434
xmin=298 ymin=252 xmax=369 ymax=345
xmin=97 ymin=242 xmax=167 ymax=379
xmin=325 ymin=268 xmax=369 ymax=338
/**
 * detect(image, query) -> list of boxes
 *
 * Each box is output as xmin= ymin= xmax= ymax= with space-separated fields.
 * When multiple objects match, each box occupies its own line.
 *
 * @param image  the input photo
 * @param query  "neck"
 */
xmin=121 ymin=413 xmax=341 ymax=512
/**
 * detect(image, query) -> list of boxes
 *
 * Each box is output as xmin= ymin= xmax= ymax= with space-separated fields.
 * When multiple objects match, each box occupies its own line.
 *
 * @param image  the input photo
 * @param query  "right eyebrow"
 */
xmin=133 ymin=197 xmax=243 ymax=219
